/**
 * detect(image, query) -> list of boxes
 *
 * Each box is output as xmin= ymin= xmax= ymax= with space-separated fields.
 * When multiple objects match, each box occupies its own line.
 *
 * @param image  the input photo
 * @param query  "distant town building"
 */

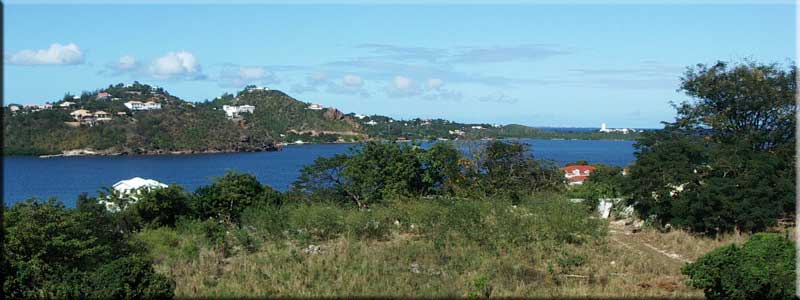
xmin=599 ymin=123 xmax=636 ymax=134
xmin=354 ymin=114 xmax=367 ymax=119
xmin=471 ymin=126 xmax=484 ymax=130
xmin=307 ymin=103 xmax=324 ymax=110
xmin=70 ymin=109 xmax=92 ymax=121
xmin=449 ymin=129 xmax=465 ymax=136
xmin=94 ymin=111 xmax=112 ymax=121
xmin=72 ymin=95 xmax=81 ymax=100
xmin=96 ymin=92 xmax=111 ymax=100
xmin=222 ymin=104 xmax=256 ymax=118
xmin=59 ymin=101 xmax=76 ymax=108
xmin=9 ymin=105 xmax=20 ymax=112
xmin=124 ymin=101 xmax=162 ymax=111
xmin=365 ymin=120 xmax=378 ymax=126
xmin=560 ymin=165 xmax=596 ymax=186
xmin=246 ymin=86 xmax=269 ymax=92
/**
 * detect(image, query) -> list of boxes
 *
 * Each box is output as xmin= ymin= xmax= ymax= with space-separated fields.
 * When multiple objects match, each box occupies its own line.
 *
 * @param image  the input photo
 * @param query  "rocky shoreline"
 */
xmin=38 ymin=144 xmax=282 ymax=158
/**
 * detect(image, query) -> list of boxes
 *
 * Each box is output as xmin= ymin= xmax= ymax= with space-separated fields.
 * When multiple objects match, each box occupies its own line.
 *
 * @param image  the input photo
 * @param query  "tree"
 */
xmin=133 ymin=185 xmax=191 ymax=227
xmin=683 ymin=233 xmax=795 ymax=300
xmin=192 ymin=171 xmax=281 ymax=224
xmin=475 ymin=141 xmax=563 ymax=198
xmin=627 ymin=61 xmax=795 ymax=234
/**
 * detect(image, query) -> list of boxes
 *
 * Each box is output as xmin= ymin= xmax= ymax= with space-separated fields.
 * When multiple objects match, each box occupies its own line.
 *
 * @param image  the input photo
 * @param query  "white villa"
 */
xmin=307 ymin=103 xmax=324 ymax=110
xmin=471 ymin=126 xmax=484 ymax=130
xmin=365 ymin=120 xmax=378 ymax=126
xmin=222 ymin=104 xmax=256 ymax=118
xmin=59 ymin=101 xmax=76 ymax=108
xmin=99 ymin=177 xmax=168 ymax=212
xmin=94 ymin=111 xmax=112 ymax=122
xmin=124 ymin=100 xmax=162 ymax=111
xmin=354 ymin=114 xmax=367 ymax=119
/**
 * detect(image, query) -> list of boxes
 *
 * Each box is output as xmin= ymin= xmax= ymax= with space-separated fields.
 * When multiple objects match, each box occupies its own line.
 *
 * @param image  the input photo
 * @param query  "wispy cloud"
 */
xmin=478 ymin=92 xmax=519 ymax=104
xmin=449 ymin=44 xmax=570 ymax=64
xmin=5 ymin=43 xmax=84 ymax=65
xmin=217 ymin=65 xmax=279 ymax=88
xmin=102 ymin=55 xmax=140 ymax=75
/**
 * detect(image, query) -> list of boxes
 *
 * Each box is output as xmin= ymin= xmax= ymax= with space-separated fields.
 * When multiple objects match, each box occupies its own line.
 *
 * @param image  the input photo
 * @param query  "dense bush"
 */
xmin=134 ymin=185 xmax=191 ymax=227
xmin=192 ymin=171 xmax=282 ymax=224
xmin=2 ymin=198 xmax=174 ymax=299
xmin=293 ymin=141 xmax=563 ymax=206
xmin=683 ymin=233 xmax=795 ymax=300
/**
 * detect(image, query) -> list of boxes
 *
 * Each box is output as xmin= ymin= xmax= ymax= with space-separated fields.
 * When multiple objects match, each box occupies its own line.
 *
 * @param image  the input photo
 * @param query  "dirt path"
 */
xmin=608 ymin=222 xmax=693 ymax=265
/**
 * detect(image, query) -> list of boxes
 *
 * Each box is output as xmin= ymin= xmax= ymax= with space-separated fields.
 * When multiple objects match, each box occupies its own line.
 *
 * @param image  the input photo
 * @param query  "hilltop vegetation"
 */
xmin=4 ymin=83 xmax=638 ymax=156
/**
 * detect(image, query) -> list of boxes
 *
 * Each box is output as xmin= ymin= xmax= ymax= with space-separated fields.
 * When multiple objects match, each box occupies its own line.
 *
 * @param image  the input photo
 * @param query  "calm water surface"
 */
xmin=3 ymin=139 xmax=636 ymax=207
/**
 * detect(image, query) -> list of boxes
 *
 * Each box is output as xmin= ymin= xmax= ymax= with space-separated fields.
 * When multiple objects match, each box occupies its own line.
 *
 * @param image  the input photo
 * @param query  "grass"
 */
xmin=134 ymin=194 xmax=755 ymax=298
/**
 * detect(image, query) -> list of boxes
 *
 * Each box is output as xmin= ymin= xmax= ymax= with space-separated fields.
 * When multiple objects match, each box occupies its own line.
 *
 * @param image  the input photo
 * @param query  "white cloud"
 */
xmin=117 ymin=55 xmax=137 ymax=70
xmin=392 ymin=76 xmax=414 ymax=90
xmin=425 ymin=78 xmax=444 ymax=90
xmin=218 ymin=65 xmax=277 ymax=88
xmin=6 ymin=43 xmax=84 ymax=65
xmin=148 ymin=51 xmax=205 ymax=80
xmin=342 ymin=74 xmax=364 ymax=87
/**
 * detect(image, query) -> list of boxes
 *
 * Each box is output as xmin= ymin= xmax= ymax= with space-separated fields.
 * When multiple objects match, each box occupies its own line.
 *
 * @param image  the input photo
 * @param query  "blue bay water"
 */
xmin=3 ymin=139 xmax=636 ymax=207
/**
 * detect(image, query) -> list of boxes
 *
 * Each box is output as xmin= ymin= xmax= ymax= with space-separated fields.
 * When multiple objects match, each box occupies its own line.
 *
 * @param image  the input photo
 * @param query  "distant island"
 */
xmin=3 ymin=82 xmax=641 ymax=156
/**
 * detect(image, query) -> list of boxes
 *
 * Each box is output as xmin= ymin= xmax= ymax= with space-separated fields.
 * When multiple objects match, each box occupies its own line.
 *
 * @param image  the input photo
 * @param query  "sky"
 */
xmin=3 ymin=2 xmax=795 ymax=128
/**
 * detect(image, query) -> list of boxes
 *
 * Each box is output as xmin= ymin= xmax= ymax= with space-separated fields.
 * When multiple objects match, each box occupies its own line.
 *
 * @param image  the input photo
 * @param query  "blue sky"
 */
xmin=4 ymin=3 xmax=795 ymax=128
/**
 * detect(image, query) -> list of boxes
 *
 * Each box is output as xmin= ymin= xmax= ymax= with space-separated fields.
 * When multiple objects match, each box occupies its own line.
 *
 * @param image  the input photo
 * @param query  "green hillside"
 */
xmin=3 ymin=83 xmax=639 ymax=156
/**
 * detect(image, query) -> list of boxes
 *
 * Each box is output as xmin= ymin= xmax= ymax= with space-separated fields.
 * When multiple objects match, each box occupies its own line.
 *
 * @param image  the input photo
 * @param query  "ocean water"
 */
xmin=3 ymin=139 xmax=636 ymax=207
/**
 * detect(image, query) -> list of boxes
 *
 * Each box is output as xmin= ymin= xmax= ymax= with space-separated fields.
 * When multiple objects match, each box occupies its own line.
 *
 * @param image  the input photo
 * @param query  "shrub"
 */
xmin=240 ymin=205 xmax=289 ymax=240
xmin=344 ymin=208 xmax=392 ymax=241
xmin=191 ymin=171 xmax=282 ymax=224
xmin=88 ymin=255 xmax=175 ymax=299
xmin=287 ymin=204 xmax=345 ymax=241
xmin=134 ymin=185 xmax=191 ymax=227
xmin=683 ymin=233 xmax=795 ymax=300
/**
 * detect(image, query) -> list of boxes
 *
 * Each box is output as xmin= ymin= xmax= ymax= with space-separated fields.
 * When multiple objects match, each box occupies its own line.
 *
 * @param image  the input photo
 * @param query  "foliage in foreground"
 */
xmin=682 ymin=233 xmax=795 ymax=300
xmin=626 ymin=61 xmax=796 ymax=234
xmin=1 ymin=198 xmax=174 ymax=299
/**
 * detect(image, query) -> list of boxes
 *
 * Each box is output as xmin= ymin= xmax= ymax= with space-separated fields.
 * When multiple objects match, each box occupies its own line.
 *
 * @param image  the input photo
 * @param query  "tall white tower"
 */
xmin=600 ymin=123 xmax=607 ymax=131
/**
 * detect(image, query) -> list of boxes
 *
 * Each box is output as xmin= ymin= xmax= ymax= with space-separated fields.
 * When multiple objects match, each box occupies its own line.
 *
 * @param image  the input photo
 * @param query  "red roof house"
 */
xmin=560 ymin=165 xmax=596 ymax=185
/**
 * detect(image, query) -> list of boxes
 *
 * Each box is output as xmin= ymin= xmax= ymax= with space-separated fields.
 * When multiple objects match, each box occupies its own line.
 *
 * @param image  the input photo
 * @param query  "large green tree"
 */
xmin=627 ymin=61 xmax=795 ymax=234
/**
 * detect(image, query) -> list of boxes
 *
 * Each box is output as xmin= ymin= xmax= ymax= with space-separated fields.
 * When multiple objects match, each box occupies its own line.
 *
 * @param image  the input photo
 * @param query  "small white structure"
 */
xmin=471 ymin=126 xmax=484 ymax=130
xmin=449 ymin=129 xmax=465 ymax=136
xmin=72 ymin=95 xmax=81 ymax=100
xmin=59 ymin=101 xmax=75 ymax=108
xmin=99 ymin=177 xmax=167 ymax=212
xmin=246 ymin=86 xmax=269 ymax=92
xmin=307 ymin=103 xmax=324 ymax=110
xmin=599 ymin=123 xmax=636 ymax=134
xmin=9 ymin=105 xmax=20 ymax=112
xmin=597 ymin=199 xmax=614 ymax=219
xmin=124 ymin=101 xmax=161 ymax=111
xmin=354 ymin=114 xmax=367 ymax=119
xmin=222 ymin=104 xmax=256 ymax=118
xmin=365 ymin=120 xmax=378 ymax=126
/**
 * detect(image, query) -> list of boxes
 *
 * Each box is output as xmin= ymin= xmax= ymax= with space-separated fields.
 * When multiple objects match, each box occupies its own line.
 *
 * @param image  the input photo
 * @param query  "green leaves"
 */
xmin=627 ymin=60 xmax=795 ymax=234
xmin=683 ymin=233 xmax=795 ymax=300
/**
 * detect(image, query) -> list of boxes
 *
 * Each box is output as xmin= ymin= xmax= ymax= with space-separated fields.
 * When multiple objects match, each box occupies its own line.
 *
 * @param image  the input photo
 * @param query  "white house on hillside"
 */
xmin=124 ymin=101 xmax=162 ymax=111
xmin=307 ymin=103 xmax=324 ymax=110
xmin=222 ymin=104 xmax=256 ymax=118
xmin=98 ymin=177 xmax=168 ymax=212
